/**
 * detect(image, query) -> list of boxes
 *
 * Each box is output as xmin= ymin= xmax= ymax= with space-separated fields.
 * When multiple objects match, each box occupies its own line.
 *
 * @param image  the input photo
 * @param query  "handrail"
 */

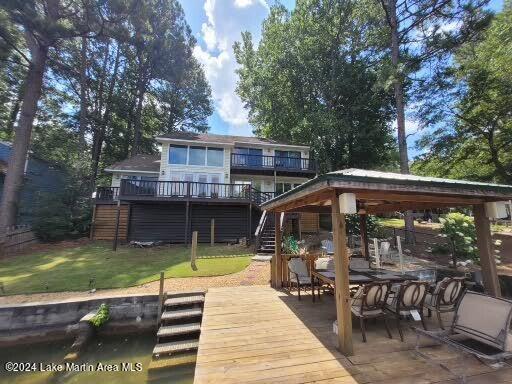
xmin=230 ymin=153 xmax=317 ymax=171
xmin=96 ymin=186 xmax=120 ymax=201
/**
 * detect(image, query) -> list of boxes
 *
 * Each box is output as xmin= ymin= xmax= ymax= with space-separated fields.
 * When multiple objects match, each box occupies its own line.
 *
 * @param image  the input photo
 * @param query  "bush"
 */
xmin=32 ymin=188 xmax=91 ymax=242
xmin=282 ymin=235 xmax=300 ymax=254
xmin=439 ymin=213 xmax=478 ymax=261
xmin=346 ymin=215 xmax=382 ymax=237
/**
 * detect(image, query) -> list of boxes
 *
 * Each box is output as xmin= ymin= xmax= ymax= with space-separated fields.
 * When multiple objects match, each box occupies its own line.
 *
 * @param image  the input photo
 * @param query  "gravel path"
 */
xmin=0 ymin=261 xmax=270 ymax=305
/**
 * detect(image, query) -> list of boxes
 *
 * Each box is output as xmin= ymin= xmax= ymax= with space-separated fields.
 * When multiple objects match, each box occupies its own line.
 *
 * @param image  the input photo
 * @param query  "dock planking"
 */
xmin=193 ymin=286 xmax=512 ymax=384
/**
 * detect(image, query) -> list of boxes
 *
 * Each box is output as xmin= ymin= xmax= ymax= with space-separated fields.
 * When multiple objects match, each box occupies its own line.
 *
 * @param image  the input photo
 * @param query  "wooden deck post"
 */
xmin=191 ymin=231 xmax=198 ymax=271
xmin=331 ymin=190 xmax=353 ymax=355
xmin=210 ymin=218 xmax=215 ymax=246
xmin=359 ymin=213 xmax=369 ymax=259
xmin=274 ymin=211 xmax=283 ymax=288
xmin=185 ymin=201 xmax=190 ymax=246
xmin=157 ymin=271 xmax=165 ymax=327
xmin=112 ymin=200 xmax=121 ymax=251
xmin=474 ymin=204 xmax=501 ymax=297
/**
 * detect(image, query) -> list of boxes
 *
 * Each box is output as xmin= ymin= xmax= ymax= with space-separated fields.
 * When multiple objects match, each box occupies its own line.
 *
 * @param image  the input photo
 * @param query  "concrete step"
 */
xmin=152 ymin=339 xmax=199 ymax=356
xmin=148 ymin=353 xmax=197 ymax=370
xmin=165 ymin=290 xmax=206 ymax=298
xmin=161 ymin=308 xmax=202 ymax=322
xmin=157 ymin=323 xmax=201 ymax=338
xmin=164 ymin=295 xmax=204 ymax=308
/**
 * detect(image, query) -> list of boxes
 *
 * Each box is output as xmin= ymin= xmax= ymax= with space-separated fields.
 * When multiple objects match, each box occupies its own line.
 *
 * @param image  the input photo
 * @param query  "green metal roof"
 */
xmin=261 ymin=168 xmax=512 ymax=209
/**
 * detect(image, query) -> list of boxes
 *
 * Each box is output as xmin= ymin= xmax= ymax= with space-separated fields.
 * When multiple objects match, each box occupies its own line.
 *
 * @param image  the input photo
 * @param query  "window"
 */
xmin=207 ymin=148 xmax=224 ymax=167
xmin=189 ymin=146 xmax=206 ymax=165
xmin=169 ymin=145 xmax=187 ymax=164
xmin=275 ymin=150 xmax=301 ymax=169
xmin=276 ymin=182 xmax=301 ymax=195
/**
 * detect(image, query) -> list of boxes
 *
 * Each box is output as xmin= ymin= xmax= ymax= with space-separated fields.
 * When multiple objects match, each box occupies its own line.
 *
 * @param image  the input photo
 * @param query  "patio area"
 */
xmin=194 ymin=286 xmax=512 ymax=384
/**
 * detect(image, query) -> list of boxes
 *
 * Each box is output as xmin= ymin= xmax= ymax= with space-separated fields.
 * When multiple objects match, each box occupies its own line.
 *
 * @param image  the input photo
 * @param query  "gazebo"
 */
xmin=261 ymin=169 xmax=512 ymax=355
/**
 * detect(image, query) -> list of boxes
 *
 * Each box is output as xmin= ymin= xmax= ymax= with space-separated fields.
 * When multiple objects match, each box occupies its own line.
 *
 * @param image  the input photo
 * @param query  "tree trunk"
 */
xmin=78 ymin=36 xmax=88 ymax=148
xmin=387 ymin=0 xmax=414 ymax=242
xmin=90 ymin=45 xmax=121 ymax=191
xmin=6 ymin=89 xmax=23 ymax=139
xmin=0 ymin=36 xmax=49 ymax=232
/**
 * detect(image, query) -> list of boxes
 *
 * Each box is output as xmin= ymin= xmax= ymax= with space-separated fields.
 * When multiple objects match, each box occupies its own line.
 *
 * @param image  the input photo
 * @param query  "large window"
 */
xmin=276 ymin=182 xmax=301 ymax=195
xmin=169 ymin=145 xmax=187 ymax=164
xmin=207 ymin=148 xmax=224 ymax=166
xmin=275 ymin=150 xmax=301 ymax=169
xmin=189 ymin=146 xmax=206 ymax=165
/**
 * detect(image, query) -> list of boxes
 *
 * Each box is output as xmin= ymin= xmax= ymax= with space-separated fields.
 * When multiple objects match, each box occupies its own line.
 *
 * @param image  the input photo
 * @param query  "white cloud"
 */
xmin=194 ymin=0 xmax=269 ymax=135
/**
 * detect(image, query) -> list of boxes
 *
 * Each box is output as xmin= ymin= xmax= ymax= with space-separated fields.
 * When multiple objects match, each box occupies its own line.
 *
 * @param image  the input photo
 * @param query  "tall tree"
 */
xmin=413 ymin=2 xmax=512 ymax=183
xmin=378 ymin=0 xmax=489 ymax=238
xmin=234 ymin=0 xmax=397 ymax=172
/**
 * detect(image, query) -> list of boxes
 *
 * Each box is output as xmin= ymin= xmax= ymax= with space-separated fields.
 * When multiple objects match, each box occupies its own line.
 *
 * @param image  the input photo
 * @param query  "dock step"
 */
xmin=161 ymin=308 xmax=202 ymax=321
xmin=148 ymin=353 xmax=197 ymax=370
xmin=157 ymin=323 xmax=201 ymax=338
xmin=165 ymin=290 xmax=206 ymax=298
xmin=164 ymin=295 xmax=204 ymax=307
xmin=152 ymin=339 xmax=199 ymax=356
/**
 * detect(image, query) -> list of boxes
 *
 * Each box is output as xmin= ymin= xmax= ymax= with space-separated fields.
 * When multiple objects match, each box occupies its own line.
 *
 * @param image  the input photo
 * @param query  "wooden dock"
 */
xmin=194 ymin=286 xmax=512 ymax=384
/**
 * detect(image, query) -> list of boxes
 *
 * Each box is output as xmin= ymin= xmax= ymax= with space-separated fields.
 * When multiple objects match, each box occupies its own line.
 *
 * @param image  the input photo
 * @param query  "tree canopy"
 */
xmin=234 ymin=0 xmax=398 ymax=172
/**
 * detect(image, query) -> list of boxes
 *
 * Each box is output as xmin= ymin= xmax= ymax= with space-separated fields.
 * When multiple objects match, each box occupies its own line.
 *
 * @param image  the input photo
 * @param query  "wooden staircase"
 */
xmin=148 ymin=290 xmax=205 ymax=371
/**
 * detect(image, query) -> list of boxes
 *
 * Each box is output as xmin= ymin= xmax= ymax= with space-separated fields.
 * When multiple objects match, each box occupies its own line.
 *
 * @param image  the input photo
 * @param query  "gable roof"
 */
xmin=262 ymin=168 xmax=512 ymax=212
xmin=156 ymin=132 xmax=309 ymax=148
xmin=104 ymin=154 xmax=160 ymax=173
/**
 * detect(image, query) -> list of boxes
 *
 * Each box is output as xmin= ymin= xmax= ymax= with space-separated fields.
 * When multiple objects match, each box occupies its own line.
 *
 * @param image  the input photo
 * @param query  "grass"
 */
xmin=377 ymin=218 xmax=406 ymax=228
xmin=0 ymin=242 xmax=253 ymax=296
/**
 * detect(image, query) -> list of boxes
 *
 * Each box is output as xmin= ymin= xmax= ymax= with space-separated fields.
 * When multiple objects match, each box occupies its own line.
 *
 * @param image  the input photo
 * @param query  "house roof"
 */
xmin=104 ymin=154 xmax=160 ymax=173
xmin=155 ymin=132 xmax=309 ymax=149
xmin=262 ymin=168 xmax=512 ymax=213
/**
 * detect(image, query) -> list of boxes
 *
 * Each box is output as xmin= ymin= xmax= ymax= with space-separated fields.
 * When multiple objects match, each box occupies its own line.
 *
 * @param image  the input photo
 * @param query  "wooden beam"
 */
xmin=210 ymin=218 xmax=215 ymax=246
xmin=185 ymin=201 xmax=190 ymax=246
xmin=274 ymin=212 xmax=283 ymax=288
xmin=355 ymin=191 xmax=484 ymax=205
xmin=112 ymin=199 xmax=121 ymax=251
xmin=364 ymin=201 xmax=474 ymax=214
xmin=330 ymin=190 xmax=353 ymax=355
xmin=474 ymin=204 xmax=501 ymax=297
xmin=274 ymin=190 xmax=333 ymax=213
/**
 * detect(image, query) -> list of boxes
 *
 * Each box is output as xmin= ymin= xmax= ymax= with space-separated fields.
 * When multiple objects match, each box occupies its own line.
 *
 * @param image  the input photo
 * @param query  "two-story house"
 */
xmin=91 ymin=132 xmax=318 ymax=248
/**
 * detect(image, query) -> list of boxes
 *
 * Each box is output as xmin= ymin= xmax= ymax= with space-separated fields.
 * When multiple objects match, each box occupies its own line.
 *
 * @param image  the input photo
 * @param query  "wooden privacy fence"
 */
xmin=1 ymin=225 xmax=37 ymax=254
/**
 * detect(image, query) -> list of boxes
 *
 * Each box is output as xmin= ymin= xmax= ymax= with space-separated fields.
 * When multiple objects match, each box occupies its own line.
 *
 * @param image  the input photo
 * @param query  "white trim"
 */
xmin=105 ymin=169 xmax=159 ymax=174
xmin=155 ymin=136 xmax=310 ymax=150
xmin=156 ymin=137 xmax=234 ymax=147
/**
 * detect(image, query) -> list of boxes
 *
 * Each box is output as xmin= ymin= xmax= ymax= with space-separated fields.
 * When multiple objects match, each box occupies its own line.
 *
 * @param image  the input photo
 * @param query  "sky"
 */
xmin=179 ymin=0 xmax=504 ymax=156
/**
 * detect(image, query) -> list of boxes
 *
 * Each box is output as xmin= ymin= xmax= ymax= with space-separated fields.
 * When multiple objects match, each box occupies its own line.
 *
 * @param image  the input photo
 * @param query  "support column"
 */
xmin=360 ymin=213 xmax=369 ymax=259
xmin=331 ymin=190 xmax=353 ymax=355
xmin=274 ymin=211 xmax=283 ymax=289
xmin=112 ymin=199 xmax=121 ymax=251
xmin=474 ymin=204 xmax=501 ymax=297
xmin=184 ymin=201 xmax=190 ymax=246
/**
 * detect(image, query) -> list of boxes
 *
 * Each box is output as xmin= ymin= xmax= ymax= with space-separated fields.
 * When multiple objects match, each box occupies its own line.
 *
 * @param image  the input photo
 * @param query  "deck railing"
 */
xmin=231 ymin=153 xmax=317 ymax=172
xmin=96 ymin=182 xmax=276 ymax=205
xmin=96 ymin=186 xmax=120 ymax=201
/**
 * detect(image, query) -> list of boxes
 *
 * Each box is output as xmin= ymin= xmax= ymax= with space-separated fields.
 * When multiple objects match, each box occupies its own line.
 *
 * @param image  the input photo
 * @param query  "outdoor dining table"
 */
xmin=311 ymin=268 xmax=418 ymax=302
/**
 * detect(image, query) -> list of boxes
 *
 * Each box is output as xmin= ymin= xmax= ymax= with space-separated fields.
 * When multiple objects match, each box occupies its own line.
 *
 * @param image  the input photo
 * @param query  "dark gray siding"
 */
xmin=128 ymin=203 xmax=186 ymax=242
xmin=127 ymin=202 xmax=261 ymax=243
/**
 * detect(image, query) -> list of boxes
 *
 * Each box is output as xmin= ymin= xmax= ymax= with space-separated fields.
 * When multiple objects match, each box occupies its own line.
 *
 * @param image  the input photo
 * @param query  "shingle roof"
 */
xmin=156 ymin=132 xmax=308 ymax=148
xmin=105 ymin=154 xmax=160 ymax=173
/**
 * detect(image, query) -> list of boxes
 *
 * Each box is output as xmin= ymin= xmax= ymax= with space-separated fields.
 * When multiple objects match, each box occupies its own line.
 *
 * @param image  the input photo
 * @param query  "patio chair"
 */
xmin=351 ymin=281 xmax=393 ymax=342
xmin=315 ymin=257 xmax=334 ymax=271
xmin=424 ymin=277 xmax=466 ymax=330
xmin=321 ymin=239 xmax=334 ymax=255
xmin=385 ymin=280 xmax=429 ymax=341
xmin=288 ymin=258 xmax=313 ymax=300
xmin=414 ymin=291 xmax=512 ymax=382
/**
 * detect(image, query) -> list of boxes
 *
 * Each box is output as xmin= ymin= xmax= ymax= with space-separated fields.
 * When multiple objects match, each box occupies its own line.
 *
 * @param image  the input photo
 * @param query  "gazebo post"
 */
xmin=274 ymin=211 xmax=283 ymax=288
xmin=359 ymin=213 xmax=369 ymax=260
xmin=473 ymin=204 xmax=501 ymax=297
xmin=331 ymin=191 xmax=353 ymax=355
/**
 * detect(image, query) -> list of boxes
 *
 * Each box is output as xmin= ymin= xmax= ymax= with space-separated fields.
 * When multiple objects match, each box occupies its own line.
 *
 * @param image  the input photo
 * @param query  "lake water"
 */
xmin=0 ymin=332 xmax=194 ymax=384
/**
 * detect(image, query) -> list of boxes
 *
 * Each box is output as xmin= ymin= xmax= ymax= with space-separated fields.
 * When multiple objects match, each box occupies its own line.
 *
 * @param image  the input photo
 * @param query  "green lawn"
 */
xmin=377 ymin=218 xmax=406 ymax=228
xmin=0 ymin=242 xmax=253 ymax=295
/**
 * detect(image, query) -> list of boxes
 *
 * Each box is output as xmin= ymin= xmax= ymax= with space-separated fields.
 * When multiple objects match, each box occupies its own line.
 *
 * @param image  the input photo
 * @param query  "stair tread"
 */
xmin=153 ymin=339 xmax=199 ymax=355
xmin=148 ymin=353 xmax=197 ymax=370
xmin=164 ymin=295 xmax=204 ymax=306
xmin=157 ymin=323 xmax=201 ymax=337
xmin=165 ymin=290 xmax=206 ymax=298
xmin=161 ymin=308 xmax=202 ymax=320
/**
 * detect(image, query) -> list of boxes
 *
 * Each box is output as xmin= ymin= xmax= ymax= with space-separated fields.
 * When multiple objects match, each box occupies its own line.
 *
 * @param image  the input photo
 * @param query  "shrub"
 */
xmin=89 ymin=304 xmax=110 ymax=327
xmin=282 ymin=235 xmax=300 ymax=254
xmin=346 ymin=214 xmax=382 ymax=237
xmin=439 ymin=213 xmax=478 ymax=261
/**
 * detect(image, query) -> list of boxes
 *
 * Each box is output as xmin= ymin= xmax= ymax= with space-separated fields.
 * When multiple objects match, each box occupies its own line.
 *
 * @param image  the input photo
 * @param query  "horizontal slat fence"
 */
xmin=2 ymin=225 xmax=38 ymax=254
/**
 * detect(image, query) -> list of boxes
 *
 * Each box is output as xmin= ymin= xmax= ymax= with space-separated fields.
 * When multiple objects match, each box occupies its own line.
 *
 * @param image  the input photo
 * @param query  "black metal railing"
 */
xmin=96 ymin=182 xmax=277 ymax=205
xmin=95 ymin=186 xmax=120 ymax=201
xmin=230 ymin=153 xmax=317 ymax=172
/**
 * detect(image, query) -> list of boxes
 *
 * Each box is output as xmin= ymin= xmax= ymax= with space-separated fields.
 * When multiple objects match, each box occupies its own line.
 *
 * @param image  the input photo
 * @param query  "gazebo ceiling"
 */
xmin=262 ymin=169 xmax=512 ymax=214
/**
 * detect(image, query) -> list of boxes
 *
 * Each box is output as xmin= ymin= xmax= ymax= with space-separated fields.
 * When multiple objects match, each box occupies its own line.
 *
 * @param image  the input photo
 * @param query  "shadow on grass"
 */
xmin=0 ymin=241 xmax=253 ymax=295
